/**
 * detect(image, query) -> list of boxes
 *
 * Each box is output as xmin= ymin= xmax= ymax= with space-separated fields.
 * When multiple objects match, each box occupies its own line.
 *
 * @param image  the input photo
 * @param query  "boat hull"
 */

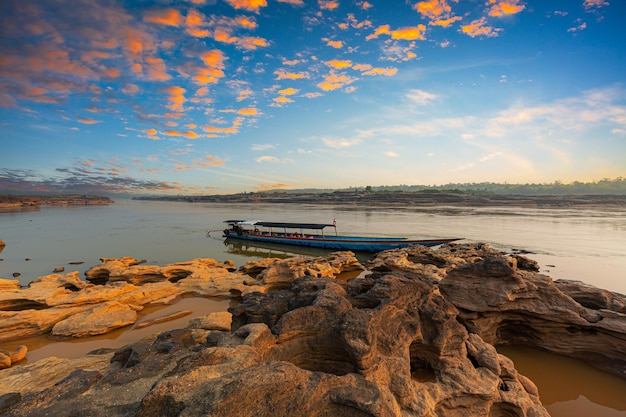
xmin=223 ymin=232 xmax=458 ymax=252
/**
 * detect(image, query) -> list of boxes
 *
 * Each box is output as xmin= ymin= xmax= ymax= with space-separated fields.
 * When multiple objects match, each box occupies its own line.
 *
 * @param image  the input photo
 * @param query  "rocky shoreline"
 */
xmin=1 ymin=243 xmax=625 ymax=416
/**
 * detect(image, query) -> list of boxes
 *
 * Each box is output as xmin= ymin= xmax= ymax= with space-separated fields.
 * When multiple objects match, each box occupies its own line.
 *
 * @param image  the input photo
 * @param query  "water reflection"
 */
xmin=499 ymin=345 xmax=626 ymax=416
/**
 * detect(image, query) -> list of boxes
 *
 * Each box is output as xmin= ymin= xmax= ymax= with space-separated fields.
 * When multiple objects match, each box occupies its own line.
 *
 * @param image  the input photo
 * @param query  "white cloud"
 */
xmin=406 ymin=89 xmax=437 ymax=106
xmin=322 ymin=137 xmax=361 ymax=148
xmin=251 ymin=144 xmax=275 ymax=151
xmin=256 ymin=156 xmax=280 ymax=163
xmin=385 ymin=151 xmax=399 ymax=157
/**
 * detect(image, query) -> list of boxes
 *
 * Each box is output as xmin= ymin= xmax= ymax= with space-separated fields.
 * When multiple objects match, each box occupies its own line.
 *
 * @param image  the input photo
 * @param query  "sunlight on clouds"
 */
xmin=487 ymin=0 xmax=526 ymax=17
xmin=225 ymin=0 xmax=268 ymax=13
xmin=584 ymin=0 xmax=610 ymax=10
xmin=256 ymin=155 xmax=280 ymax=163
xmin=275 ymin=69 xmax=310 ymax=80
xmin=77 ymin=117 xmax=101 ymax=124
xmin=318 ymin=0 xmax=339 ymax=10
xmin=143 ymin=8 xmax=183 ymax=26
xmin=385 ymin=151 xmax=399 ymax=157
xmin=391 ymin=25 xmax=427 ymax=41
xmin=322 ymin=137 xmax=361 ymax=148
xmin=461 ymin=17 xmax=502 ymax=38
xmin=362 ymin=67 xmax=398 ymax=76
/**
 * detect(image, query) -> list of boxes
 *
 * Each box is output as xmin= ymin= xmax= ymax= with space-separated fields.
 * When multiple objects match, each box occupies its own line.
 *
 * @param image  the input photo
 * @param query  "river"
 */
xmin=1 ymin=198 xmax=625 ymax=416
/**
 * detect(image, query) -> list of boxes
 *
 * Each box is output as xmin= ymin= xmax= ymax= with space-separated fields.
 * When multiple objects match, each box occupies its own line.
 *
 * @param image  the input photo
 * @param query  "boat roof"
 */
xmin=224 ymin=220 xmax=336 ymax=229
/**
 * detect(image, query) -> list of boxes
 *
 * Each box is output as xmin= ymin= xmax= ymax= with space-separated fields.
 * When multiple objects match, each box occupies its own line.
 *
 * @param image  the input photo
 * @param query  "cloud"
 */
xmin=275 ymin=69 xmax=310 ymax=80
xmin=322 ymin=137 xmax=361 ymax=148
xmin=385 ymin=151 xmax=399 ymax=157
xmin=0 ymin=167 xmax=186 ymax=195
xmin=225 ymin=0 xmax=268 ymax=13
xmin=317 ymin=71 xmax=358 ymax=91
xmin=406 ymin=89 xmax=437 ymax=105
xmin=391 ymin=25 xmax=427 ymax=41
xmin=460 ymin=17 xmax=502 ymax=38
xmin=318 ymin=0 xmax=339 ymax=10
xmin=487 ymin=0 xmax=526 ymax=17
xmin=143 ymin=8 xmax=183 ymax=26
xmin=325 ymin=59 xmax=353 ymax=69
xmin=237 ymin=107 xmax=260 ymax=115
xmin=256 ymin=155 xmax=280 ymax=163
xmin=251 ymin=144 xmax=275 ymax=151
xmin=362 ymin=67 xmax=398 ymax=76
xmin=584 ymin=0 xmax=609 ymax=10
xmin=77 ymin=117 xmax=102 ymax=124
xmin=325 ymin=39 xmax=344 ymax=48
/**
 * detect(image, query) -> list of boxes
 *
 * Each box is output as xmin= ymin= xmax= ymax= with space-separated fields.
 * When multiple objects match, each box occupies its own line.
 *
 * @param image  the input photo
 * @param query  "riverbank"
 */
xmin=135 ymin=191 xmax=626 ymax=209
xmin=0 ymin=195 xmax=112 ymax=209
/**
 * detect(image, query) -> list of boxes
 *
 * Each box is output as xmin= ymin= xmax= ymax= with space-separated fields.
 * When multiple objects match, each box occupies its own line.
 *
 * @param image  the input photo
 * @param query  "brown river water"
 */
xmin=1 ymin=198 xmax=625 ymax=416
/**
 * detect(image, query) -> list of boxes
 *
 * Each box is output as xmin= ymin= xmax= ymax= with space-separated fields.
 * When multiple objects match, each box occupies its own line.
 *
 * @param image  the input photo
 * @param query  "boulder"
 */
xmin=0 ymin=345 xmax=28 ymax=369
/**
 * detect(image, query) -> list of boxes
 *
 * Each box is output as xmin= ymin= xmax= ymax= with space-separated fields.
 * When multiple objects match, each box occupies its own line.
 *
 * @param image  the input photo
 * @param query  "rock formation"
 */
xmin=0 ymin=243 xmax=625 ymax=416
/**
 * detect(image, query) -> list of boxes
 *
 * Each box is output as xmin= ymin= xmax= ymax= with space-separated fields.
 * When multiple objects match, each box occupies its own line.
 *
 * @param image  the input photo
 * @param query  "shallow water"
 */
xmin=1 ymin=198 xmax=625 ymax=416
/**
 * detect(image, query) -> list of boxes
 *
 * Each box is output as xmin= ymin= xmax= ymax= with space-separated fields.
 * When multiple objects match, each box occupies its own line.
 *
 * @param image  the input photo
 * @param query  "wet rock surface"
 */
xmin=0 ymin=243 xmax=624 ymax=416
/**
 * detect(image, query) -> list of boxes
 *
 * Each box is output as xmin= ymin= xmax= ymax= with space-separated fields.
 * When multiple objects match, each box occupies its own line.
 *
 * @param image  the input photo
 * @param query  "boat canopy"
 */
xmin=224 ymin=220 xmax=335 ymax=230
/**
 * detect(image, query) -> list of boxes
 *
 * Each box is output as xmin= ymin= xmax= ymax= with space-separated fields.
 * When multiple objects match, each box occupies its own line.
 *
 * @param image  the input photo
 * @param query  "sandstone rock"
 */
xmin=52 ymin=266 xmax=64 ymax=273
xmin=0 ymin=279 xmax=20 ymax=291
xmin=251 ymin=251 xmax=364 ymax=290
xmin=0 ymin=345 xmax=28 ymax=370
xmin=1 ymin=244 xmax=624 ymax=417
xmin=188 ymin=311 xmax=232 ymax=331
xmin=439 ymin=254 xmax=626 ymax=378
xmin=51 ymin=301 xmax=142 ymax=338
xmin=0 ymin=253 xmax=361 ymax=343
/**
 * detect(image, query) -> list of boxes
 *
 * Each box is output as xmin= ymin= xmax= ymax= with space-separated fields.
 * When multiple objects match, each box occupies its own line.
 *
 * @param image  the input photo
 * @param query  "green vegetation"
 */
xmin=357 ymin=177 xmax=626 ymax=196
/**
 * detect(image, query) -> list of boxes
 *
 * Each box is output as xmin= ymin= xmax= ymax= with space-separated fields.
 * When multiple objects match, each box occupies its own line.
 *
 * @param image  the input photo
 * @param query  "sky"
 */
xmin=0 ymin=0 xmax=625 ymax=195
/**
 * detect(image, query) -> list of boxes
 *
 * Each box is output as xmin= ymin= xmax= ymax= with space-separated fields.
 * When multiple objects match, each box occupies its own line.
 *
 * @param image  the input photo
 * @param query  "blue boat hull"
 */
xmin=223 ymin=233 xmax=458 ymax=252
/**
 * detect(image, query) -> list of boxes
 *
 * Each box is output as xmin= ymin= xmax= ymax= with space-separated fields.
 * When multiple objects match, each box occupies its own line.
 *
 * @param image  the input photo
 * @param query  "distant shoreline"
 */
xmin=0 ymin=194 xmax=113 ymax=209
xmin=134 ymin=191 xmax=626 ymax=209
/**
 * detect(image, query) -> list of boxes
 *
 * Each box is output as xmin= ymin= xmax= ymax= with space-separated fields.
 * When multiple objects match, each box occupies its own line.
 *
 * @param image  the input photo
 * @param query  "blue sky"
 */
xmin=1 ymin=0 xmax=624 ymax=194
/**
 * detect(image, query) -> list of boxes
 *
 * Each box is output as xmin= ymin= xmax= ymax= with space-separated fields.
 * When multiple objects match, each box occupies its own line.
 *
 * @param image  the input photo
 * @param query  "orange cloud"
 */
xmin=325 ymin=39 xmax=343 ymax=48
xmin=366 ymin=25 xmax=391 ymax=40
xmin=325 ymin=59 xmax=353 ymax=69
xmin=317 ymin=71 xmax=358 ymax=91
xmin=237 ymin=88 xmax=253 ymax=101
xmin=195 ymin=50 xmax=226 ymax=85
xmin=163 ymin=86 xmax=186 ymax=112
xmin=584 ymin=0 xmax=609 ymax=9
xmin=195 ymin=154 xmax=225 ymax=167
xmin=144 ymin=128 xmax=158 ymax=136
xmin=143 ymin=8 xmax=183 ymax=26
xmin=275 ymin=69 xmax=310 ymax=80
xmin=186 ymin=9 xmax=204 ymax=27
xmin=237 ymin=107 xmax=259 ymax=115
xmin=461 ymin=17 xmax=501 ymax=37
xmin=431 ymin=16 xmax=462 ymax=27
xmin=77 ymin=117 xmax=101 ymax=124
xmin=202 ymin=117 xmax=243 ymax=135
xmin=278 ymin=87 xmax=299 ymax=95
xmin=391 ymin=25 xmax=427 ymax=40
xmin=414 ymin=0 xmax=452 ymax=20
xmin=164 ymin=130 xmax=199 ymax=139
xmin=273 ymin=96 xmax=293 ymax=104
xmin=487 ymin=0 xmax=526 ymax=17
xmin=277 ymin=0 xmax=304 ymax=4
xmin=353 ymin=63 xmax=373 ymax=71
xmin=319 ymin=0 xmax=339 ymax=10
xmin=225 ymin=0 xmax=268 ymax=13
xmin=144 ymin=55 xmax=170 ymax=81
xmin=362 ymin=67 xmax=398 ymax=76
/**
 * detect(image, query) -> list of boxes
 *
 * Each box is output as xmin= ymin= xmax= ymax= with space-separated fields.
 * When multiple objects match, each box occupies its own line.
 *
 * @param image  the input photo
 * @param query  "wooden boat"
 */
xmin=223 ymin=220 xmax=460 ymax=252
